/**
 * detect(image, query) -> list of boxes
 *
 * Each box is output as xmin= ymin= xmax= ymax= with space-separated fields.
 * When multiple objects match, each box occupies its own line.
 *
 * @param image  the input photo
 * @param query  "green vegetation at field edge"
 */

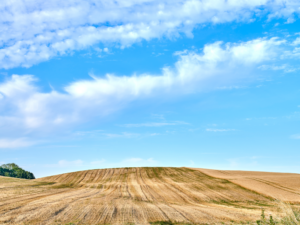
xmin=0 ymin=163 xmax=35 ymax=179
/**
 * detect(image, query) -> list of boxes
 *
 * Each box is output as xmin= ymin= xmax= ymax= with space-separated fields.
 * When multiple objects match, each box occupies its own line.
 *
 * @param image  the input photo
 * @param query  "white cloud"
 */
xmin=258 ymin=64 xmax=298 ymax=73
xmin=0 ymin=0 xmax=300 ymax=68
xmin=0 ymin=37 xmax=293 ymax=139
xmin=291 ymin=134 xmax=300 ymax=139
xmin=206 ymin=128 xmax=235 ymax=132
xmin=58 ymin=160 xmax=83 ymax=167
xmin=292 ymin=37 xmax=300 ymax=46
xmin=285 ymin=111 xmax=300 ymax=119
xmin=74 ymin=130 xmax=103 ymax=136
xmin=190 ymin=160 xmax=195 ymax=166
xmin=216 ymin=85 xmax=245 ymax=90
xmin=0 ymin=138 xmax=34 ymax=149
xmin=151 ymin=114 xmax=165 ymax=120
xmin=123 ymin=157 xmax=156 ymax=165
xmin=90 ymin=159 xmax=106 ymax=165
xmin=228 ymin=158 xmax=239 ymax=168
xmin=46 ymin=160 xmax=84 ymax=168
xmin=44 ymin=158 xmax=156 ymax=173
xmin=103 ymin=132 xmax=140 ymax=138
xmin=149 ymin=133 xmax=160 ymax=136
xmin=122 ymin=121 xmax=188 ymax=127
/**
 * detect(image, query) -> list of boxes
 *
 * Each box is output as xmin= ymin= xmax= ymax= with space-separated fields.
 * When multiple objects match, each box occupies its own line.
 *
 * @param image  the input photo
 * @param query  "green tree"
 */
xmin=0 ymin=163 xmax=35 ymax=179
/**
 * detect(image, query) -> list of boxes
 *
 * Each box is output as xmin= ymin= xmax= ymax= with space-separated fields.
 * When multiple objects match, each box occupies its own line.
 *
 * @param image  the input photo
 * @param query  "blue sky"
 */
xmin=1 ymin=0 xmax=300 ymax=178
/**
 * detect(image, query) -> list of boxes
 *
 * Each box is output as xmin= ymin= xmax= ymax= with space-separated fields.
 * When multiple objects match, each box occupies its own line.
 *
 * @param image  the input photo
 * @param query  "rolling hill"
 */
xmin=1 ymin=167 xmax=300 ymax=224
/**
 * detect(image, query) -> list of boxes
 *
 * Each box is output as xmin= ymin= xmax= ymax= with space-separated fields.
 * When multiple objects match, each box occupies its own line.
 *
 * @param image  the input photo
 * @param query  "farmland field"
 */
xmin=1 ymin=167 xmax=300 ymax=224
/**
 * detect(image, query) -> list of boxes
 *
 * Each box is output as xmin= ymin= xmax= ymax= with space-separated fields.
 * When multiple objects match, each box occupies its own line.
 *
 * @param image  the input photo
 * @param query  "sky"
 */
xmin=1 ymin=0 xmax=300 ymax=178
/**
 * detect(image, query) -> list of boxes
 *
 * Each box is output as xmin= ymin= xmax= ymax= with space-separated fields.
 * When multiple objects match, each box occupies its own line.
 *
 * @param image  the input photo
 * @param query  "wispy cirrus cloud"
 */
xmin=258 ymin=64 xmax=299 ymax=73
xmin=206 ymin=128 xmax=236 ymax=132
xmin=43 ymin=158 xmax=156 ymax=172
xmin=0 ymin=138 xmax=35 ymax=149
xmin=102 ymin=132 xmax=140 ymax=139
xmin=122 ymin=121 xmax=189 ymax=128
xmin=151 ymin=114 xmax=165 ymax=120
xmin=122 ymin=157 xmax=157 ymax=167
xmin=90 ymin=159 xmax=106 ymax=166
xmin=123 ymin=158 xmax=156 ymax=163
xmin=45 ymin=160 xmax=84 ymax=168
xmin=101 ymin=132 xmax=162 ymax=139
xmin=45 ymin=159 xmax=106 ymax=169
xmin=74 ymin=130 xmax=103 ymax=136
xmin=291 ymin=134 xmax=300 ymax=139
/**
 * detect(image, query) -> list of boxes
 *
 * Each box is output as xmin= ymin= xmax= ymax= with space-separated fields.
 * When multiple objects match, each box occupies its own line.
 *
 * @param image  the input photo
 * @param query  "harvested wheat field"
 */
xmin=193 ymin=168 xmax=300 ymax=202
xmin=0 ymin=167 xmax=300 ymax=225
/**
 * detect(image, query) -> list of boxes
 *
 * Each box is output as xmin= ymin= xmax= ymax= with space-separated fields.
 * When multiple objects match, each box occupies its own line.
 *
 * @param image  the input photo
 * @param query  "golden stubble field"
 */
xmin=1 ymin=167 xmax=300 ymax=225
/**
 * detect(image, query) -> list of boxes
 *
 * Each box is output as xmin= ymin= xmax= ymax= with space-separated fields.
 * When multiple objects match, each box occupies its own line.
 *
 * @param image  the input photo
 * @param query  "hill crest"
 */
xmin=1 ymin=167 xmax=300 ymax=224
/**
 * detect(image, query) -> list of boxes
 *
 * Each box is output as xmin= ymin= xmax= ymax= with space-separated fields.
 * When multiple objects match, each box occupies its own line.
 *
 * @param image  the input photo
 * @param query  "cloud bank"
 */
xmin=0 ymin=37 xmax=290 ymax=141
xmin=0 ymin=0 xmax=300 ymax=68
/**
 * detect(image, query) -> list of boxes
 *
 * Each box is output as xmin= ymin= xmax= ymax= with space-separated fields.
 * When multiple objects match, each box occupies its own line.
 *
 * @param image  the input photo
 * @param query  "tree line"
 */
xmin=0 ymin=163 xmax=35 ymax=179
